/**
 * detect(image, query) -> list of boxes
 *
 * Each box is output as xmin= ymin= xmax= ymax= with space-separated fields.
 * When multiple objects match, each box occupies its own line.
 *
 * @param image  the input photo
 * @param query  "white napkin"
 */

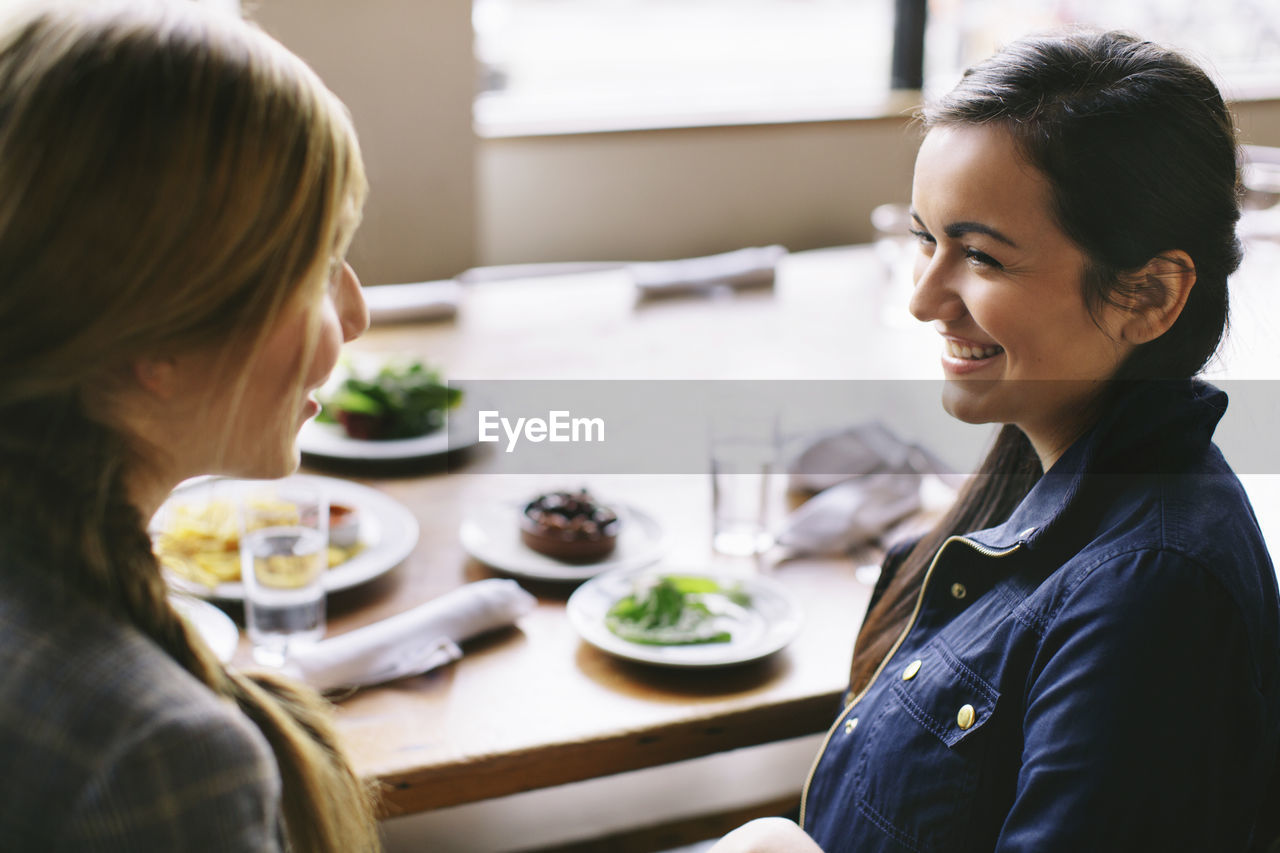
xmin=776 ymin=422 xmax=962 ymax=556
xmin=629 ymin=245 xmax=787 ymax=297
xmin=363 ymin=279 xmax=460 ymax=325
xmin=788 ymin=422 xmax=913 ymax=493
xmin=282 ymin=579 xmax=535 ymax=691
xmin=788 ymin=422 xmax=965 ymax=494
xmin=777 ymin=472 xmax=923 ymax=554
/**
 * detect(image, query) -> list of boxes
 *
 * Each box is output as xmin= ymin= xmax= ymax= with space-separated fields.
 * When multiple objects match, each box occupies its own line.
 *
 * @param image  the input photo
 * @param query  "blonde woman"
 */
xmin=0 ymin=2 xmax=381 ymax=849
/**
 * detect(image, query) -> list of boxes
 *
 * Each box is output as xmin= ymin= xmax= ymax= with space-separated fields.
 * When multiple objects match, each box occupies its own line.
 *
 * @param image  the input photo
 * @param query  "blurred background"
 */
xmin=245 ymin=0 xmax=1280 ymax=285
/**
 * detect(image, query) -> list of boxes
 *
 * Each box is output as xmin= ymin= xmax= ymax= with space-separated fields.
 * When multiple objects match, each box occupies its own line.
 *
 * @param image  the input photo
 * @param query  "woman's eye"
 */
xmin=908 ymin=228 xmax=935 ymax=244
xmin=965 ymin=248 xmax=1004 ymax=270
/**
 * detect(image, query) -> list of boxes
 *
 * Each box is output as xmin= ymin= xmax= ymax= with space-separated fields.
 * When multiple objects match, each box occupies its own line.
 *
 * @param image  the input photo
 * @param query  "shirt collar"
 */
xmin=965 ymin=379 xmax=1228 ymax=552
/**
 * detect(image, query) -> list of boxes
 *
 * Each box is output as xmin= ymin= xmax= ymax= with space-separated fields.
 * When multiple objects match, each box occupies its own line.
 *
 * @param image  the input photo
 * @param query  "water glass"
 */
xmin=710 ymin=416 xmax=780 ymax=560
xmin=240 ymin=480 xmax=328 ymax=666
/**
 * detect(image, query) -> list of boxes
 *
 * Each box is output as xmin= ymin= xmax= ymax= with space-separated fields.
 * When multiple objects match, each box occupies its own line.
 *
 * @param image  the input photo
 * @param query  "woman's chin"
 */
xmin=215 ymin=447 xmax=302 ymax=482
xmin=941 ymin=382 xmax=997 ymax=426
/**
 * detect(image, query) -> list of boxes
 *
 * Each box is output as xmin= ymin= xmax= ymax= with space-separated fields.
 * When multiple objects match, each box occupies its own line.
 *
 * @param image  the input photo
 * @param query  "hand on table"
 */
xmin=707 ymin=818 xmax=825 ymax=853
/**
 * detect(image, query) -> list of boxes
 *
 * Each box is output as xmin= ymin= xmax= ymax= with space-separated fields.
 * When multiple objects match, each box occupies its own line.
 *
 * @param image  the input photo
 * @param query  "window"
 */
xmin=925 ymin=0 xmax=1280 ymax=100
xmin=473 ymin=0 xmax=896 ymax=134
xmin=474 ymin=0 xmax=1280 ymax=136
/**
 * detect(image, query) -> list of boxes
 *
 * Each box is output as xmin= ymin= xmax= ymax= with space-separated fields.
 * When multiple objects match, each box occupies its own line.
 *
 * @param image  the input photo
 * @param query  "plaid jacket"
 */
xmin=0 ymin=558 xmax=284 ymax=851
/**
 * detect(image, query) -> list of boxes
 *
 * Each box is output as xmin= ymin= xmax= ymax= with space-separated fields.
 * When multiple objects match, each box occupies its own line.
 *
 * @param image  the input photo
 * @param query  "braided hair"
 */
xmin=0 ymin=3 xmax=379 ymax=849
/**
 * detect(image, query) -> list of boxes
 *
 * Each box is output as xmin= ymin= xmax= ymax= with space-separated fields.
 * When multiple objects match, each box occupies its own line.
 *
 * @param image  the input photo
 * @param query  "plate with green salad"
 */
xmin=298 ymin=354 xmax=476 ymax=461
xmin=566 ymin=567 xmax=802 ymax=668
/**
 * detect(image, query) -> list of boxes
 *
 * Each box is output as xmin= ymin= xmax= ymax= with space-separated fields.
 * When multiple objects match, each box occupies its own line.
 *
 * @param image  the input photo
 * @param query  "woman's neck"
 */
xmin=1022 ymin=387 xmax=1113 ymax=473
xmin=125 ymin=458 xmax=185 ymax=526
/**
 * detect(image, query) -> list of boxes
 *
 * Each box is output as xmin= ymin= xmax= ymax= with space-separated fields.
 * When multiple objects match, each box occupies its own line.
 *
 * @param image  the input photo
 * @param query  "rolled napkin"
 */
xmin=776 ymin=472 xmax=922 ymax=555
xmin=456 ymin=260 xmax=626 ymax=283
xmin=363 ymin=279 xmax=460 ymax=325
xmin=282 ymin=579 xmax=536 ymax=691
xmin=629 ymin=245 xmax=787 ymax=297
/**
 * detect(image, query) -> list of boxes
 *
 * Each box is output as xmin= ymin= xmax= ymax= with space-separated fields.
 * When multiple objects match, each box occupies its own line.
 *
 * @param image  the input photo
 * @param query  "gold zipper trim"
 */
xmin=797 ymin=535 xmax=1022 ymax=829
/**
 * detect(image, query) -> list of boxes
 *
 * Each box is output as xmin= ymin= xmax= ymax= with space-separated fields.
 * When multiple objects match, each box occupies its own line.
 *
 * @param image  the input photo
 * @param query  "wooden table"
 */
xmin=211 ymin=244 xmax=932 ymax=820
xmin=329 ymin=488 xmax=875 ymax=817
xmin=230 ymin=236 xmax=1279 ymax=823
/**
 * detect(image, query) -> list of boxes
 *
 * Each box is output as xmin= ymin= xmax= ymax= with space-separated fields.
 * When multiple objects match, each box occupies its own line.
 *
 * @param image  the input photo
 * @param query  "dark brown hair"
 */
xmin=849 ymin=30 xmax=1242 ymax=697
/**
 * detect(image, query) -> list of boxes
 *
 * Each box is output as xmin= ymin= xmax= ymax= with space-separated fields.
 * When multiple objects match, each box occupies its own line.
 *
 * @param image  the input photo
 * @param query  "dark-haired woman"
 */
xmin=710 ymin=30 xmax=1280 ymax=853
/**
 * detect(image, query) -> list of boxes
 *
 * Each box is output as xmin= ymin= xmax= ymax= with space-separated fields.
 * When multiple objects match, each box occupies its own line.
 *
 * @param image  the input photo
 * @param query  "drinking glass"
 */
xmin=871 ymin=202 xmax=918 ymax=327
xmin=240 ymin=480 xmax=328 ymax=666
xmin=709 ymin=414 xmax=780 ymax=561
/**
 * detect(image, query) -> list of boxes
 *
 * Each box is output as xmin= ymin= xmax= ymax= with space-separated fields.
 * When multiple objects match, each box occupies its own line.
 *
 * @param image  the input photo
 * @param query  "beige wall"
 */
xmin=480 ymin=97 xmax=1280 ymax=267
xmin=1237 ymin=98 xmax=1280 ymax=151
xmin=252 ymin=0 xmax=477 ymax=285
xmin=246 ymin=3 xmax=1280 ymax=279
xmin=477 ymin=115 xmax=923 ymax=265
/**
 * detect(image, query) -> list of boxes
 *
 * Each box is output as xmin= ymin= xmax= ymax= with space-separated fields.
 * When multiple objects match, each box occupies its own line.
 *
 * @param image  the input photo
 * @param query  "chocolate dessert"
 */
xmin=520 ymin=490 xmax=620 ymax=563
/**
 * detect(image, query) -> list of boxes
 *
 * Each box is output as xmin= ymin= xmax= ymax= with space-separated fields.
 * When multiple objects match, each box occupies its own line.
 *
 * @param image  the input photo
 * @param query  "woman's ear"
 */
xmin=131 ymin=355 xmax=179 ymax=399
xmin=1115 ymin=250 xmax=1196 ymax=345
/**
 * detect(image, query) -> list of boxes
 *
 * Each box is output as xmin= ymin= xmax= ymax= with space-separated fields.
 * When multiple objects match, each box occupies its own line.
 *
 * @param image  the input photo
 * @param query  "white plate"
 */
xmin=566 ymin=567 xmax=803 ymax=668
xmin=155 ymin=474 xmax=419 ymax=600
xmin=297 ymin=404 xmax=478 ymax=461
xmin=297 ymin=356 xmax=476 ymax=461
xmin=169 ymin=594 xmax=239 ymax=662
xmin=459 ymin=500 xmax=665 ymax=582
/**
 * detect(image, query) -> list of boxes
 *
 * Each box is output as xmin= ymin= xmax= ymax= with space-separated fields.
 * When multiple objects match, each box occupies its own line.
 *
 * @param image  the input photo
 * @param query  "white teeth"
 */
xmin=946 ymin=341 xmax=1003 ymax=360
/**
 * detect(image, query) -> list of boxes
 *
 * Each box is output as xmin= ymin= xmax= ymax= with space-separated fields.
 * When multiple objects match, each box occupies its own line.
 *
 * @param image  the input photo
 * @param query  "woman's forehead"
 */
xmin=912 ymin=124 xmax=1058 ymax=235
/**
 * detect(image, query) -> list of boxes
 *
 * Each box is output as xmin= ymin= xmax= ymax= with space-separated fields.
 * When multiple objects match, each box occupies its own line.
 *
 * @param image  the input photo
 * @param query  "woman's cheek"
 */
xmin=306 ymin=301 xmax=345 ymax=390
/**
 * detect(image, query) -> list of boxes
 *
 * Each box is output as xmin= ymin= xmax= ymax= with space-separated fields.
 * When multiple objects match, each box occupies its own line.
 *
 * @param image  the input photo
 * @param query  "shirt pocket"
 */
xmin=852 ymin=641 xmax=1001 ymax=853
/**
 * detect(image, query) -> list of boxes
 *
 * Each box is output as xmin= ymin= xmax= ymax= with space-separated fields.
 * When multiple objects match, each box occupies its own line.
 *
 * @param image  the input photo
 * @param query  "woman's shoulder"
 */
xmin=0 ymin=560 xmax=223 ymax=720
xmin=1036 ymin=470 xmax=1280 ymax=689
xmin=56 ymin=688 xmax=284 ymax=851
xmin=1093 ymin=459 xmax=1274 ymax=620
xmin=0 ymin=564 xmax=281 ymax=850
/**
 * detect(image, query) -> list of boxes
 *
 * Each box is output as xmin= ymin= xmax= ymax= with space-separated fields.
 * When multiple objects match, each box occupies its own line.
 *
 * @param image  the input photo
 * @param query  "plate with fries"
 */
xmin=151 ymin=474 xmax=418 ymax=600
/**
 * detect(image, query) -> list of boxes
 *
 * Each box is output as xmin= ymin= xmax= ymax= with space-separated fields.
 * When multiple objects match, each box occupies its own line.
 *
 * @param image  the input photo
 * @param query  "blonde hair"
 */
xmin=0 ymin=2 xmax=378 ymax=849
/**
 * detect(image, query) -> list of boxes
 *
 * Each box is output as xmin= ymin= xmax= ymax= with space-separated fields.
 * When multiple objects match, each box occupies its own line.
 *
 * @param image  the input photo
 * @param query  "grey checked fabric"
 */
xmin=0 ymin=557 xmax=284 ymax=851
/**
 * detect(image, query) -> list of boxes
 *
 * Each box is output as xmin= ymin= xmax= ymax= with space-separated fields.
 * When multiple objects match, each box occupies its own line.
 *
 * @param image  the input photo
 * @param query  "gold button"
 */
xmin=844 ymin=717 xmax=859 ymax=734
xmin=902 ymin=659 xmax=922 ymax=681
xmin=957 ymin=704 xmax=976 ymax=730
xmin=950 ymin=582 xmax=967 ymax=600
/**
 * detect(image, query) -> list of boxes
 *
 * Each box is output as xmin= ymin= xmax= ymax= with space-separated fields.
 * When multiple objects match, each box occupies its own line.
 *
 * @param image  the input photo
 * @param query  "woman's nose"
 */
xmin=908 ymin=253 xmax=964 ymax=325
xmin=337 ymin=261 xmax=370 ymax=342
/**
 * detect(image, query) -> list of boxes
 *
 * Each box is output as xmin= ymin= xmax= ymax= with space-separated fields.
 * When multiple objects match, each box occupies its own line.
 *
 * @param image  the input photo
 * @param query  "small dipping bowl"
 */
xmin=328 ymin=502 xmax=361 ymax=549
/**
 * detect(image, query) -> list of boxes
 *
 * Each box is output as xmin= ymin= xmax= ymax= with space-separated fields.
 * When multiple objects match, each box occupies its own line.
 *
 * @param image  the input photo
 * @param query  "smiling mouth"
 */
xmin=946 ymin=340 xmax=1004 ymax=360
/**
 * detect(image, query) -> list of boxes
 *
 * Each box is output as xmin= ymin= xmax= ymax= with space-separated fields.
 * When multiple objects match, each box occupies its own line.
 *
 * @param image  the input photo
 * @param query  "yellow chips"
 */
xmin=154 ymin=498 xmax=360 ymax=589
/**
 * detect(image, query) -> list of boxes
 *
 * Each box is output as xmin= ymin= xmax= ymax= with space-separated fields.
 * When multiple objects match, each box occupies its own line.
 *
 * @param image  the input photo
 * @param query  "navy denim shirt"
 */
xmin=801 ymin=380 xmax=1280 ymax=852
